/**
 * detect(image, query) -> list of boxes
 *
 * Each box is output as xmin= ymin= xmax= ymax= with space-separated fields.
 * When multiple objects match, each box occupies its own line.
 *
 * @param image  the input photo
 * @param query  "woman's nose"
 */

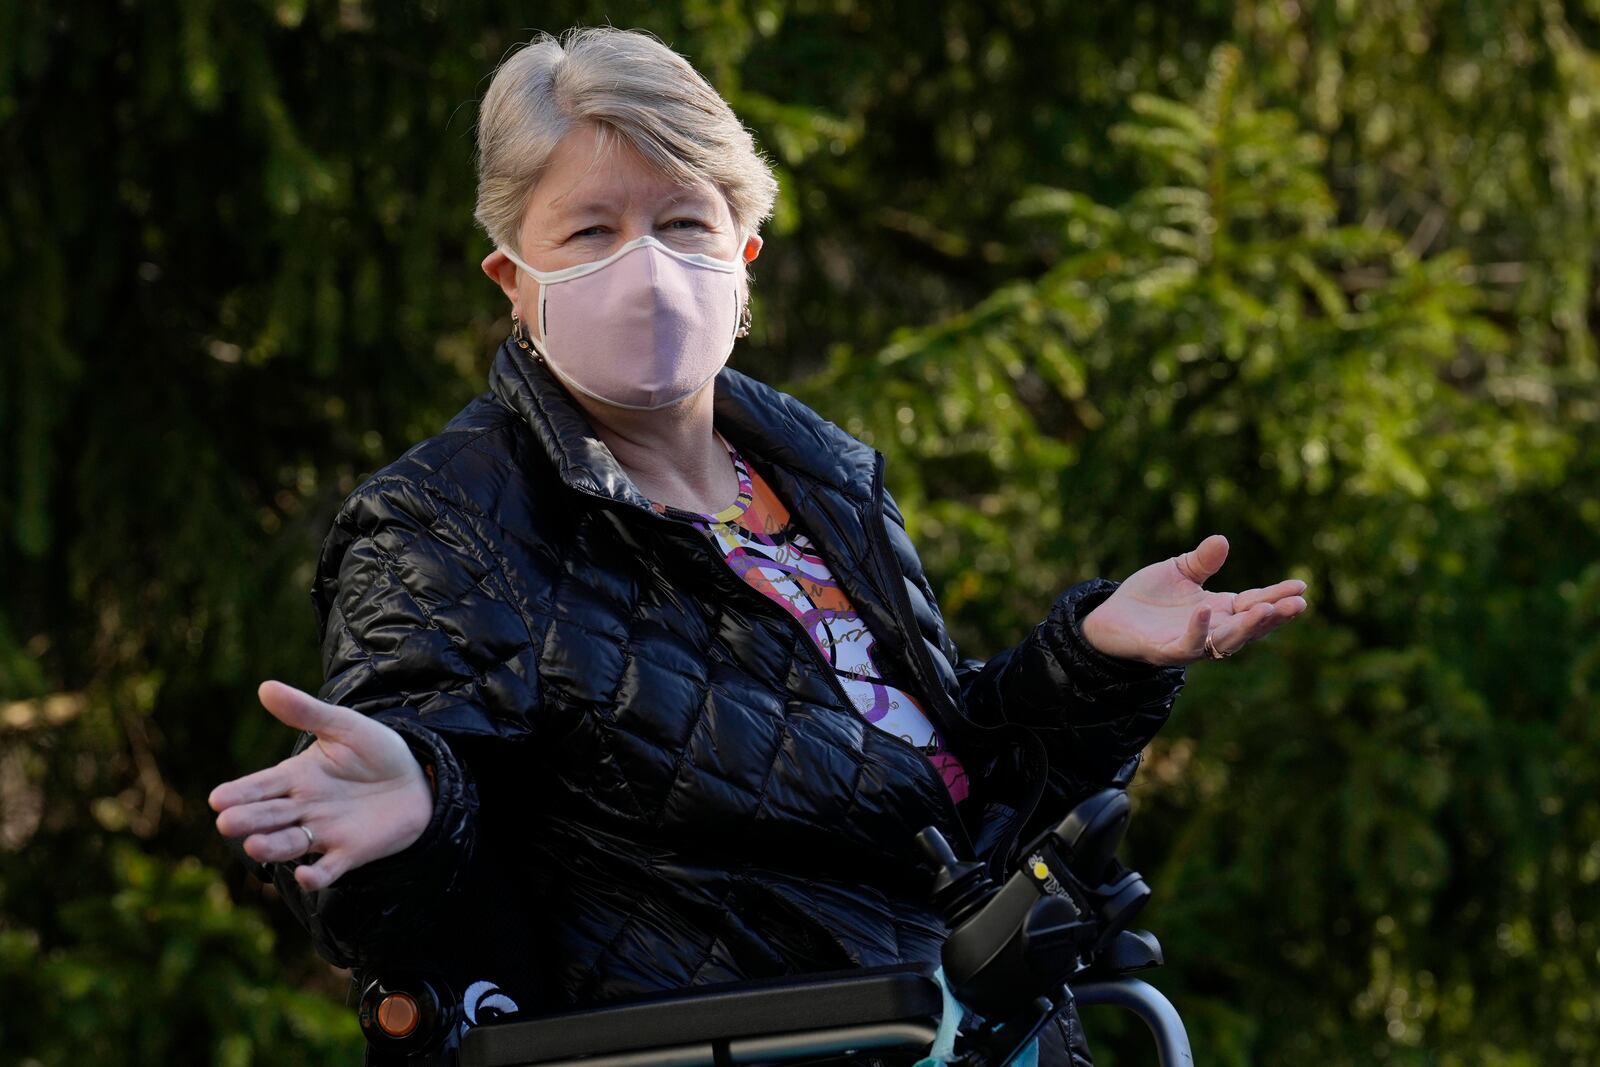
xmin=613 ymin=220 xmax=660 ymax=248
xmin=619 ymin=220 xmax=653 ymax=242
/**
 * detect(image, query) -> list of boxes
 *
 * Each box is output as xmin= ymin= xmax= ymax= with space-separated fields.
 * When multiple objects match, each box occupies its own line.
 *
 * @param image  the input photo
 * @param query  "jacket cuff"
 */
xmin=1044 ymin=578 xmax=1187 ymax=713
xmin=1054 ymin=577 xmax=1177 ymax=678
xmin=265 ymin=712 xmax=479 ymax=968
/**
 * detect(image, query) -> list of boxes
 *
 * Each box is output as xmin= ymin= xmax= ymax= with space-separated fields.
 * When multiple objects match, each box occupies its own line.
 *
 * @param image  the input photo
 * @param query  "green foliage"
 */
xmin=0 ymin=842 xmax=358 ymax=1064
xmin=804 ymin=38 xmax=1600 ymax=1067
xmin=3 ymin=3 xmax=1597 ymax=1065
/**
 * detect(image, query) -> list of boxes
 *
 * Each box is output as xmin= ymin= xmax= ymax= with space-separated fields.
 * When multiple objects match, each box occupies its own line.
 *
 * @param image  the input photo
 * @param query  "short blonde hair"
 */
xmin=474 ymin=27 xmax=780 ymax=253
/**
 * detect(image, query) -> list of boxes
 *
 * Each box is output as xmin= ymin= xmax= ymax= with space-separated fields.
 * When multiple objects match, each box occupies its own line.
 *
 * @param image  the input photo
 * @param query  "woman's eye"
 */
xmin=565 ymin=221 xmax=705 ymax=241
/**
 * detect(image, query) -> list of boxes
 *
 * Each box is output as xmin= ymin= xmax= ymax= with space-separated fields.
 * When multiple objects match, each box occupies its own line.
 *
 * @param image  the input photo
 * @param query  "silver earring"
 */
xmin=511 ymin=310 xmax=531 ymax=349
xmin=735 ymin=301 xmax=752 ymax=339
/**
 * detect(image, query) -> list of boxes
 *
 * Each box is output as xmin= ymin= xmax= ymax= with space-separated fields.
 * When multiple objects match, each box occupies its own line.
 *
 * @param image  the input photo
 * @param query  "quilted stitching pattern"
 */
xmin=260 ymin=340 xmax=1186 ymax=1067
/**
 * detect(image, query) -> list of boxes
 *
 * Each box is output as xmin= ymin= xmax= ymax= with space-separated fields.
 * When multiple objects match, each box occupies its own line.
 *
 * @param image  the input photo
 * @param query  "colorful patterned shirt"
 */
xmin=650 ymin=437 xmax=969 ymax=804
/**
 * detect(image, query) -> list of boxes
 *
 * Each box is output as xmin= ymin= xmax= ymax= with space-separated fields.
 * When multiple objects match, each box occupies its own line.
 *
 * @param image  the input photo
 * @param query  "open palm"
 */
xmin=208 ymin=681 xmax=434 ymax=891
xmin=1079 ymin=534 xmax=1308 ymax=667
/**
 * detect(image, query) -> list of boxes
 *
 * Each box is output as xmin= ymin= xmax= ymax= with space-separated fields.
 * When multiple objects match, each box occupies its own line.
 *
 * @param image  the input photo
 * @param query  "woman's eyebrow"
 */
xmin=549 ymin=199 xmax=619 ymax=220
xmin=546 ymin=191 xmax=717 ymax=222
xmin=661 ymin=191 xmax=718 ymax=211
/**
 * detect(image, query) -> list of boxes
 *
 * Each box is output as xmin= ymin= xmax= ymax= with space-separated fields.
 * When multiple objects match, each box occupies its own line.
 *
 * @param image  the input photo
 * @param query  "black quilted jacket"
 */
xmin=259 ymin=337 xmax=1187 ymax=1063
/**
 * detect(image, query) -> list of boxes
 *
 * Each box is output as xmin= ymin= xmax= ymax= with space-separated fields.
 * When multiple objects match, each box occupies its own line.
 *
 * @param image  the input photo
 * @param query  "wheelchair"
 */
xmin=355 ymin=790 xmax=1192 ymax=1067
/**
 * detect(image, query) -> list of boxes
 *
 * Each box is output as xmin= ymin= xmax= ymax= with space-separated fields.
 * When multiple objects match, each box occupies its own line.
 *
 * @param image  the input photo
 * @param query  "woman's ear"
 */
xmin=741 ymin=233 xmax=763 ymax=263
xmin=481 ymin=249 xmax=521 ymax=301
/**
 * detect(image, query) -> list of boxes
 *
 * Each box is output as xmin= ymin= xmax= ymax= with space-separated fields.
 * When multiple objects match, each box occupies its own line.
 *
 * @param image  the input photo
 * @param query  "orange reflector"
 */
xmin=377 ymin=992 xmax=420 ymax=1038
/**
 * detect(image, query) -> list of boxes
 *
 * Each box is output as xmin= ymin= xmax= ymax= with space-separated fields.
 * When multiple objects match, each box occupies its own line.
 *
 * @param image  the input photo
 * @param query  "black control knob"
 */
xmin=916 ymin=826 xmax=995 ymax=928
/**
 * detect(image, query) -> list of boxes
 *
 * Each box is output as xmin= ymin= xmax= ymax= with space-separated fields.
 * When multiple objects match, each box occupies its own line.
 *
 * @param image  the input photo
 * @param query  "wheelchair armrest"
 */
xmin=1075 ymin=929 xmax=1163 ymax=982
xmin=458 ymin=963 xmax=943 ymax=1067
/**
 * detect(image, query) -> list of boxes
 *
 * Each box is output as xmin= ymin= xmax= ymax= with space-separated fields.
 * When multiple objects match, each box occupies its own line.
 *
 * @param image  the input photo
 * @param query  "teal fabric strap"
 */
xmin=913 ymin=966 xmax=1041 ymax=1067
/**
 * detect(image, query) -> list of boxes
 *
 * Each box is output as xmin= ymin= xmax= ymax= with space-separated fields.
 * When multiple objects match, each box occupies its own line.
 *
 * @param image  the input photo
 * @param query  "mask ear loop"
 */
xmin=499 ymin=246 xmax=552 ymax=359
xmin=732 ymin=231 xmax=751 ymax=340
xmin=536 ymin=285 xmax=550 ymax=357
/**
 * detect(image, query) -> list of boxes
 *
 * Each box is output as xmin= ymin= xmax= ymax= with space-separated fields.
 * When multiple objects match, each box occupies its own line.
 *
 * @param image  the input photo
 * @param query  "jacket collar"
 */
xmin=487 ymin=338 xmax=878 ymax=510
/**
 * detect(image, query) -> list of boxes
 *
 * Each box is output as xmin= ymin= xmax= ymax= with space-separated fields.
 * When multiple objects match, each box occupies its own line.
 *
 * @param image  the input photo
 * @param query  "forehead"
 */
xmin=527 ymin=123 xmax=725 ymax=222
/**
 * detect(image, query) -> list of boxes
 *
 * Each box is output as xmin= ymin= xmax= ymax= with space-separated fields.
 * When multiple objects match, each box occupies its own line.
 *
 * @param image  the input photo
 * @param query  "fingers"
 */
xmin=214 ymin=796 xmax=300 ymax=838
xmin=235 ymin=817 xmax=352 ymax=891
xmin=257 ymin=680 xmax=355 ymax=739
xmin=1184 ymin=604 xmax=1203 ymax=662
xmin=232 ymin=818 xmax=353 ymax=891
xmin=210 ymin=680 xmax=348 ymax=813
xmin=294 ymin=853 xmax=351 ymax=892
xmin=209 ymin=764 xmax=292 ymax=812
xmin=1211 ymin=595 xmax=1308 ymax=654
xmin=1276 ymin=595 xmax=1309 ymax=619
xmin=1174 ymin=534 xmax=1229 ymax=585
xmin=242 ymin=822 xmax=322 ymax=865
xmin=1231 ymin=579 xmax=1309 ymax=614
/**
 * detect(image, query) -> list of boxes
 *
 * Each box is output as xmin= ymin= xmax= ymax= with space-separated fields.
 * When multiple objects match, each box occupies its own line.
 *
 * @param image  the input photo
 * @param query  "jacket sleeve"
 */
xmin=256 ymin=473 xmax=542 ymax=970
xmin=953 ymin=577 xmax=1186 ymax=796
xmin=880 ymin=488 xmax=1185 ymax=802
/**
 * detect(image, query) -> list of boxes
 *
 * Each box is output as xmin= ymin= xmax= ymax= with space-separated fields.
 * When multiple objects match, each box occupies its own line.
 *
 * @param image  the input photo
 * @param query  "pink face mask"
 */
xmin=499 ymin=235 xmax=744 ymax=411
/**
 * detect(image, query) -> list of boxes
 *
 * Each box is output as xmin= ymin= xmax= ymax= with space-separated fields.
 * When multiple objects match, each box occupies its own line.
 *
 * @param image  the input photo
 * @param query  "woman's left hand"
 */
xmin=1078 ymin=534 xmax=1308 ymax=667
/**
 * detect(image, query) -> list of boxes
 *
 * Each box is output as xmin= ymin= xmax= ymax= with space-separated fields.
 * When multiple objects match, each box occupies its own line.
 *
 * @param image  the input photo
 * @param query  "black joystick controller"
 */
xmin=916 ymin=827 xmax=994 ymax=929
xmin=916 ymin=788 xmax=1157 ymax=1064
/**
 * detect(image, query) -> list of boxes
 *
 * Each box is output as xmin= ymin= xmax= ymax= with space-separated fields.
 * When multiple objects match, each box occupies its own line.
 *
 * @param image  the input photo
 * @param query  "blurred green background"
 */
xmin=3 ymin=1 xmax=1599 ymax=1063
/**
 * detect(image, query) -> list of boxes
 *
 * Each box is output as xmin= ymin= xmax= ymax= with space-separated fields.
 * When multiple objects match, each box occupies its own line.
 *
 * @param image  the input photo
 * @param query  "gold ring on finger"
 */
xmin=1204 ymin=631 xmax=1234 ymax=660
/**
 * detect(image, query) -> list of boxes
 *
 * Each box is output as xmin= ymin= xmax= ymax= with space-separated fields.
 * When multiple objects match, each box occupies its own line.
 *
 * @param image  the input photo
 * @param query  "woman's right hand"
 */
xmin=208 ymin=680 xmax=435 ymax=892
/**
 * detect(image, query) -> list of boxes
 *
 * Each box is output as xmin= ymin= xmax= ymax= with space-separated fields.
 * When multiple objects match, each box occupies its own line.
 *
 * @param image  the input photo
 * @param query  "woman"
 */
xmin=209 ymin=26 xmax=1307 ymax=1064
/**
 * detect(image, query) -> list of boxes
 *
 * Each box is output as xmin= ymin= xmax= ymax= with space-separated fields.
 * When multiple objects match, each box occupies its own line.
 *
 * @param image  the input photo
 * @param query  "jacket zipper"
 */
xmin=572 ymin=483 xmax=978 ymax=862
xmin=683 ymin=529 xmax=979 ymax=863
xmin=862 ymin=452 xmax=1046 ymax=875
